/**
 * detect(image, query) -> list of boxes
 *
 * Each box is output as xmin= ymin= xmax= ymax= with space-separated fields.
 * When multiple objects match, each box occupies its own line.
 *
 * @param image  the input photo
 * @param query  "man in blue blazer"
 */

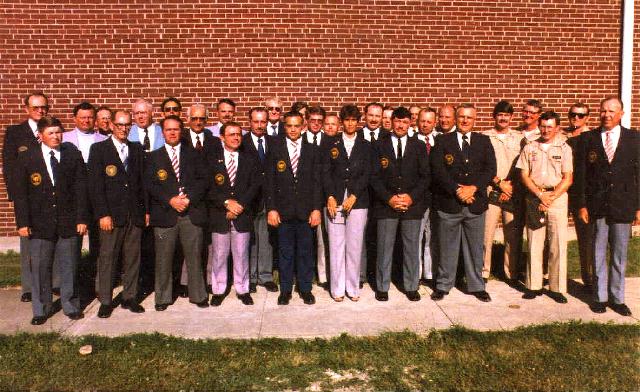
xmin=430 ymin=103 xmax=496 ymax=302
xmin=576 ymin=96 xmax=639 ymax=316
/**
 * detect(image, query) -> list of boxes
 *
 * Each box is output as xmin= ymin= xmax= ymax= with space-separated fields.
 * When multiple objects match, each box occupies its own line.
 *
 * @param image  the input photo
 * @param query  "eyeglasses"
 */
xmin=569 ymin=112 xmax=588 ymax=119
xmin=190 ymin=116 xmax=207 ymax=121
xmin=113 ymin=123 xmax=131 ymax=128
xmin=164 ymin=106 xmax=181 ymax=112
xmin=308 ymin=118 xmax=324 ymax=123
xmin=30 ymin=105 xmax=49 ymax=111
xmin=267 ymin=106 xmax=282 ymax=112
xmin=522 ymin=110 xmax=540 ymax=115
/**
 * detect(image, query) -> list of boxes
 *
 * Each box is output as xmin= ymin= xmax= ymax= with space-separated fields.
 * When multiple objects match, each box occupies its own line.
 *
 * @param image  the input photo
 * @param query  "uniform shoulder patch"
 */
xmin=330 ymin=147 xmax=339 ymax=159
xmin=588 ymin=150 xmax=598 ymax=163
xmin=215 ymin=173 xmax=225 ymax=185
xmin=157 ymin=169 xmax=168 ymax=181
xmin=380 ymin=157 xmax=389 ymax=169
xmin=444 ymin=154 xmax=454 ymax=165
xmin=105 ymin=165 xmax=117 ymax=177
xmin=276 ymin=160 xmax=287 ymax=172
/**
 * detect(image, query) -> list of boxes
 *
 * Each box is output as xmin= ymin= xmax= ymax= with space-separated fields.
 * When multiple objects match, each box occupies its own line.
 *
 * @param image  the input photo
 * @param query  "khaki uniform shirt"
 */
xmin=486 ymin=128 xmax=523 ymax=180
xmin=516 ymin=135 xmax=573 ymax=188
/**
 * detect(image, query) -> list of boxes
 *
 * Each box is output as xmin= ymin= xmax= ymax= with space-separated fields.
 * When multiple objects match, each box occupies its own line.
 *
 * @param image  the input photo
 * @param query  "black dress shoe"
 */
xmin=98 ymin=304 xmax=113 ymax=318
xmin=300 ymin=291 xmax=316 ymax=305
xmin=238 ymin=293 xmax=254 ymax=305
xmin=548 ymin=291 xmax=567 ymax=304
xmin=522 ymin=289 xmax=543 ymax=299
xmin=590 ymin=302 xmax=607 ymax=313
xmin=472 ymin=291 xmax=492 ymax=302
xmin=178 ymin=285 xmax=189 ymax=298
xmin=277 ymin=292 xmax=292 ymax=305
xmin=122 ymin=300 xmax=145 ymax=313
xmin=20 ymin=293 xmax=32 ymax=302
xmin=193 ymin=300 xmax=209 ymax=308
xmin=263 ymin=281 xmax=279 ymax=292
xmin=31 ymin=316 xmax=47 ymax=325
xmin=67 ymin=311 xmax=84 ymax=320
xmin=318 ymin=282 xmax=329 ymax=290
xmin=210 ymin=295 xmax=225 ymax=307
xmin=406 ymin=291 xmax=421 ymax=302
xmin=375 ymin=291 xmax=388 ymax=302
xmin=155 ymin=304 xmax=169 ymax=311
xmin=610 ymin=303 xmax=632 ymax=316
xmin=249 ymin=283 xmax=257 ymax=293
xmin=430 ymin=289 xmax=447 ymax=301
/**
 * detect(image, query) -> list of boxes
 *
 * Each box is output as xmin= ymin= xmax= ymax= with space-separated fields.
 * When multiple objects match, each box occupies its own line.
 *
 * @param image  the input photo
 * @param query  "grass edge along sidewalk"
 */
xmin=0 ymin=321 xmax=637 ymax=391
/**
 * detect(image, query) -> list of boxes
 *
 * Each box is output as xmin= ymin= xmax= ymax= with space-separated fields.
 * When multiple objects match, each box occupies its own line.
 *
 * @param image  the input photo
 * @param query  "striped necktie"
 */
xmin=171 ymin=147 xmax=183 ymax=195
xmin=227 ymin=153 xmax=237 ymax=187
xmin=290 ymin=141 xmax=299 ymax=176
xmin=604 ymin=130 xmax=614 ymax=163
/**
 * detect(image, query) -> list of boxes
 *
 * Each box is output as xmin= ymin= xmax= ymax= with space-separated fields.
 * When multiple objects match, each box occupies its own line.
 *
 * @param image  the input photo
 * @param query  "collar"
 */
xmin=28 ymin=119 xmax=38 ymax=133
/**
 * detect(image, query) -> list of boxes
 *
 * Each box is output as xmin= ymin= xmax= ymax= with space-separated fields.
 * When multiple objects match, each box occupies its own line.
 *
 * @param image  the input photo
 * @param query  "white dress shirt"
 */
xmin=601 ymin=125 xmax=621 ymax=153
xmin=456 ymin=131 xmax=473 ymax=150
xmin=390 ymin=135 xmax=408 ymax=158
xmin=112 ymin=137 xmax=128 ymax=165
xmin=250 ymin=133 xmax=266 ymax=152
xmin=189 ymin=129 xmax=205 ymax=148
xmin=362 ymin=126 xmax=380 ymax=142
xmin=286 ymin=138 xmax=300 ymax=160
xmin=342 ymin=133 xmax=357 ymax=157
xmin=41 ymin=143 xmax=60 ymax=186
xmin=223 ymin=148 xmax=237 ymax=169
xmin=304 ymin=130 xmax=324 ymax=146
xmin=137 ymin=124 xmax=156 ymax=150
xmin=164 ymin=143 xmax=181 ymax=163
xmin=28 ymin=119 xmax=38 ymax=136
xmin=268 ymin=122 xmax=280 ymax=136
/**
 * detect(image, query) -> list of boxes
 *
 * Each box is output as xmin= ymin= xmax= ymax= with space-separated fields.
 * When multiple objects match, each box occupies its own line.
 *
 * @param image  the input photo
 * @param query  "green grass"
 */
xmin=0 ymin=322 xmax=637 ymax=391
xmin=0 ymin=250 xmax=21 ymax=287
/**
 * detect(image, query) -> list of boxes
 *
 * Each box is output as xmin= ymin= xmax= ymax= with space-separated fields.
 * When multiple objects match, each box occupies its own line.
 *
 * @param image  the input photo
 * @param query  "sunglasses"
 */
xmin=267 ymin=106 xmax=282 ymax=112
xmin=190 ymin=116 xmax=207 ymax=121
xmin=164 ymin=106 xmax=181 ymax=112
xmin=569 ymin=112 xmax=588 ymax=119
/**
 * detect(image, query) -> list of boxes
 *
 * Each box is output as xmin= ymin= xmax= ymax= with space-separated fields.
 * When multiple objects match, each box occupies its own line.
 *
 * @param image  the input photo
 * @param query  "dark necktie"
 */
xmin=426 ymin=140 xmax=431 ymax=155
xmin=257 ymin=137 xmax=265 ymax=163
xmin=370 ymin=131 xmax=375 ymax=141
xmin=396 ymin=137 xmax=403 ymax=162
xmin=143 ymin=128 xmax=151 ymax=151
xmin=271 ymin=125 xmax=278 ymax=136
xmin=49 ymin=150 xmax=59 ymax=184
xmin=313 ymin=133 xmax=318 ymax=146
xmin=195 ymin=135 xmax=203 ymax=151
xmin=462 ymin=134 xmax=470 ymax=160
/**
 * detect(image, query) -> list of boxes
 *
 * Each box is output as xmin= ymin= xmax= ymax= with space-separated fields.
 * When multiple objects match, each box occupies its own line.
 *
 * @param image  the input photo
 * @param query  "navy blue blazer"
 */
xmin=575 ymin=127 xmax=640 ymax=223
xmin=430 ymin=131 xmax=496 ymax=214
xmin=13 ymin=143 xmax=89 ymax=240
xmin=322 ymin=135 xmax=372 ymax=209
xmin=2 ymin=121 xmax=40 ymax=201
xmin=240 ymin=133 xmax=278 ymax=212
xmin=87 ymin=139 xmax=146 ymax=227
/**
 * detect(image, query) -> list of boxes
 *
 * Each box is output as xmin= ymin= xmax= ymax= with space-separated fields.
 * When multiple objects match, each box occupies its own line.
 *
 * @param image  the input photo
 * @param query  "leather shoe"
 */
xmin=210 ymin=295 xmax=225 ymax=307
xmin=122 ymin=300 xmax=145 ymax=313
xmin=590 ymin=302 xmax=607 ymax=313
xmin=548 ymin=291 xmax=567 ymax=304
xmin=155 ymin=304 xmax=169 ymax=311
xmin=193 ymin=300 xmax=209 ymax=308
xmin=430 ymin=289 xmax=447 ymax=301
xmin=263 ymin=281 xmax=279 ymax=292
xmin=97 ymin=304 xmax=112 ymax=318
xmin=375 ymin=291 xmax=388 ymax=301
xmin=406 ymin=291 xmax=421 ymax=301
xmin=522 ymin=289 xmax=542 ymax=299
xmin=300 ymin=291 xmax=316 ymax=305
xmin=278 ymin=292 xmax=292 ymax=305
xmin=610 ymin=303 xmax=632 ymax=316
xmin=31 ymin=316 xmax=47 ymax=325
xmin=20 ymin=293 xmax=32 ymax=302
xmin=472 ymin=291 xmax=492 ymax=302
xmin=238 ymin=293 xmax=254 ymax=305
xmin=67 ymin=311 xmax=84 ymax=320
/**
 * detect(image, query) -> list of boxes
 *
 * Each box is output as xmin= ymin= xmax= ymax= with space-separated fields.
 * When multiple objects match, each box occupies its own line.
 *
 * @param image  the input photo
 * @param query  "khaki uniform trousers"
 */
xmin=526 ymin=193 xmax=568 ymax=293
xmin=483 ymin=203 xmax=520 ymax=279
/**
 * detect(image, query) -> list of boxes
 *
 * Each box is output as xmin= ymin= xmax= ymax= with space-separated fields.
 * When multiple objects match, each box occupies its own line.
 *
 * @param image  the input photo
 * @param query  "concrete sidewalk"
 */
xmin=1 ymin=278 xmax=637 ymax=339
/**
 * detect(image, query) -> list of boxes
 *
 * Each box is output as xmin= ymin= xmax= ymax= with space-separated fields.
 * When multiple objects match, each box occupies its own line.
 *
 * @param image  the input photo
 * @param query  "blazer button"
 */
xmin=231 ymin=192 xmax=235 ymax=196
xmin=124 ymin=184 xmax=128 ymax=187
xmin=465 ymin=173 xmax=469 ymax=176
xmin=398 ymin=176 xmax=402 ymax=180
xmin=346 ymin=168 xmax=350 ymax=171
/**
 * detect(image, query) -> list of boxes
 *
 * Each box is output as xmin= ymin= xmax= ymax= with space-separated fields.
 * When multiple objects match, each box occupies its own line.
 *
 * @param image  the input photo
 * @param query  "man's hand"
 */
xmin=145 ymin=214 xmax=150 ymax=227
xmin=327 ymin=196 xmax=338 ymax=219
xmin=342 ymin=194 xmax=357 ymax=213
xmin=538 ymin=204 xmax=548 ymax=212
xmin=226 ymin=211 xmax=237 ymax=220
xmin=579 ymin=207 xmax=589 ymax=224
xmin=498 ymin=192 xmax=511 ymax=202
xmin=225 ymin=199 xmax=244 ymax=216
xmin=99 ymin=216 xmax=113 ymax=232
xmin=267 ymin=210 xmax=281 ymax=227
xmin=499 ymin=180 xmax=513 ymax=198
xmin=169 ymin=195 xmax=189 ymax=212
xmin=309 ymin=209 xmax=321 ymax=227
xmin=456 ymin=185 xmax=477 ymax=203
xmin=18 ymin=227 xmax=30 ymax=237
xmin=397 ymin=193 xmax=413 ymax=209
xmin=538 ymin=191 xmax=555 ymax=208
xmin=77 ymin=224 xmax=88 ymax=236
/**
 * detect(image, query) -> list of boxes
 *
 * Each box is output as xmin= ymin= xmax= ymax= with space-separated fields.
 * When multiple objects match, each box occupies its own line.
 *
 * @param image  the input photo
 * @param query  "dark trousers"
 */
xmin=96 ymin=220 xmax=142 ymax=305
xmin=154 ymin=216 xmax=207 ymax=305
xmin=277 ymin=219 xmax=314 ymax=294
xmin=29 ymin=236 xmax=80 ymax=318
xmin=19 ymin=236 xmax=31 ymax=294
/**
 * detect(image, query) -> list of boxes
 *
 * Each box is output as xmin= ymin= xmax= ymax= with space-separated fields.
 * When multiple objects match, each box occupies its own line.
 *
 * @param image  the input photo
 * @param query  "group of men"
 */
xmin=2 ymin=92 xmax=637 ymax=326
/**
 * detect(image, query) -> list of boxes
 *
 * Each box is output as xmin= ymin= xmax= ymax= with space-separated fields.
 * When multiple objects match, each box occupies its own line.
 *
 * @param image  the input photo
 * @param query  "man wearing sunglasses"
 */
xmin=161 ymin=97 xmax=183 ymax=120
xmin=129 ymin=98 xmax=164 ymax=152
xmin=264 ymin=97 xmax=285 ymax=137
xmin=564 ymin=103 xmax=594 ymax=291
xmin=207 ymin=98 xmax=237 ymax=137
xmin=3 ymin=91 xmax=50 ymax=303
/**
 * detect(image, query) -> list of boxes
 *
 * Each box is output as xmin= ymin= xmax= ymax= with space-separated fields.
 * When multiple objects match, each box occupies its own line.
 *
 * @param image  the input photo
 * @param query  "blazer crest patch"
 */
xmin=18 ymin=145 xmax=28 ymax=152
xmin=380 ymin=157 xmax=389 ymax=169
xmin=215 ymin=173 xmax=225 ymax=185
xmin=444 ymin=154 xmax=454 ymax=165
xmin=330 ymin=147 xmax=339 ymax=159
xmin=105 ymin=165 xmax=117 ymax=177
xmin=30 ymin=173 xmax=42 ymax=186
xmin=276 ymin=160 xmax=287 ymax=172
xmin=157 ymin=169 xmax=168 ymax=181
xmin=588 ymin=150 xmax=598 ymax=163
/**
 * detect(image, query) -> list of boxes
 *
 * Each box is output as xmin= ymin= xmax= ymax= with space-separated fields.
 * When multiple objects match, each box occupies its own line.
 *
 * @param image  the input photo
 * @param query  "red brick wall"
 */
xmin=0 ymin=0 xmax=633 ymax=235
